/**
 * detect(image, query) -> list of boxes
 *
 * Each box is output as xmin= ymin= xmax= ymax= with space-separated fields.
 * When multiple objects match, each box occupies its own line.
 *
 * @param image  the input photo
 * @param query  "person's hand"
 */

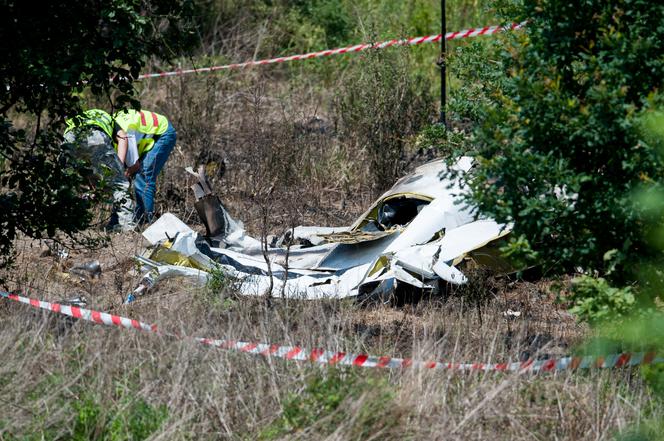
xmin=125 ymin=161 xmax=141 ymax=178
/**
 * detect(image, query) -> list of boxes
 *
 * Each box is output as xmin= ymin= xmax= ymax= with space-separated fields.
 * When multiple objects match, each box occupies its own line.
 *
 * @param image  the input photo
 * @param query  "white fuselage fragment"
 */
xmin=139 ymin=157 xmax=512 ymax=299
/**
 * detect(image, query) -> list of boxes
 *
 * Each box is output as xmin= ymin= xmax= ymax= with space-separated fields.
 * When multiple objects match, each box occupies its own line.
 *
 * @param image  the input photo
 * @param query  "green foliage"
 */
xmin=71 ymin=393 xmax=168 ymax=441
xmin=448 ymin=39 xmax=507 ymax=125
xmin=416 ymin=124 xmax=448 ymax=150
xmin=1 ymin=391 xmax=167 ymax=441
xmin=568 ymin=276 xmax=636 ymax=324
xmin=414 ymin=124 xmax=477 ymax=159
xmin=0 ymin=1 xmax=195 ymax=267
xmin=202 ymin=264 xmax=238 ymax=308
xmin=572 ymin=106 xmax=664 ymax=437
xmin=617 ymin=422 xmax=664 ymax=441
xmin=260 ymin=368 xmax=397 ymax=439
xmin=499 ymin=233 xmax=540 ymax=270
xmin=463 ymin=0 xmax=664 ymax=281
xmin=0 ymin=128 xmax=97 ymax=252
xmin=287 ymin=0 xmax=353 ymax=48
xmin=206 ymin=263 xmax=233 ymax=292
xmin=565 ymin=110 xmax=664 ymax=323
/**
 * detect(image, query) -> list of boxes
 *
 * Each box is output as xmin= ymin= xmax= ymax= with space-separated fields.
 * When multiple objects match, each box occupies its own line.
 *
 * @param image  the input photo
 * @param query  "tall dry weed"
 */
xmin=0 ymin=285 xmax=658 ymax=440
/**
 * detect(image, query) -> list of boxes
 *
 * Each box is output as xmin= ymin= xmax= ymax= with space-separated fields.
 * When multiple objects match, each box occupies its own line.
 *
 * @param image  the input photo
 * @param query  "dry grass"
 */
xmin=139 ymin=72 xmax=376 ymax=236
xmin=0 ymin=234 xmax=662 ymax=440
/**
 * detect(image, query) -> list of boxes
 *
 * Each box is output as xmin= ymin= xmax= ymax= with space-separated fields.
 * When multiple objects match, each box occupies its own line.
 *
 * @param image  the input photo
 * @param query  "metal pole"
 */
xmin=439 ymin=0 xmax=446 ymax=126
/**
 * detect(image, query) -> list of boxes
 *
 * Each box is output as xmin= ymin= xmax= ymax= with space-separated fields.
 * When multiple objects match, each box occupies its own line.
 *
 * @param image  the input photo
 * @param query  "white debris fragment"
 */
xmin=135 ymin=157 xmax=513 ymax=300
xmin=142 ymin=213 xmax=194 ymax=245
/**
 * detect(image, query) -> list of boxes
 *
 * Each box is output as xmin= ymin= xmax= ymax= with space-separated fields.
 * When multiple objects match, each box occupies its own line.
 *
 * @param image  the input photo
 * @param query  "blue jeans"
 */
xmin=133 ymin=123 xmax=176 ymax=223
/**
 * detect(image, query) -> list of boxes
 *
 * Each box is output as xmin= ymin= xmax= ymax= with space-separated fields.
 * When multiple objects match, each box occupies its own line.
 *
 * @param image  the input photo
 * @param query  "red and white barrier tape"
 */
xmin=1 ymin=291 xmax=157 ymax=333
xmin=139 ymin=22 xmax=525 ymax=79
xmin=3 ymin=290 xmax=660 ymax=373
xmin=196 ymin=338 xmax=662 ymax=372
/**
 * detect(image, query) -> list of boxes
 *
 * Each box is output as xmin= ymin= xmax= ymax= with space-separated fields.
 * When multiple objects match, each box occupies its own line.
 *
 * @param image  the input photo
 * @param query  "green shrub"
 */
xmin=0 ymin=392 xmax=167 ymax=441
xmin=288 ymin=0 xmax=353 ymax=48
xmin=206 ymin=263 xmax=233 ymax=293
xmin=71 ymin=393 xmax=168 ymax=441
xmin=462 ymin=0 xmax=664 ymax=282
xmin=414 ymin=123 xmax=477 ymax=159
xmin=198 ymin=264 xmax=239 ymax=309
xmin=447 ymin=39 xmax=507 ymax=126
xmin=568 ymin=276 xmax=636 ymax=324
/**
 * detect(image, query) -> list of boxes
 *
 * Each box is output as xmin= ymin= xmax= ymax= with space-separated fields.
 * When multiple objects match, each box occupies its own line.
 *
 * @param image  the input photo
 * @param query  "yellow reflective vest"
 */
xmin=114 ymin=109 xmax=169 ymax=155
xmin=64 ymin=109 xmax=114 ymax=139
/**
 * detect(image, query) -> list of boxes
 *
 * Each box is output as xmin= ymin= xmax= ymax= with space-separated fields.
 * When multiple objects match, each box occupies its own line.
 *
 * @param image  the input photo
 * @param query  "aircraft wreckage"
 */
xmin=129 ymin=157 xmax=512 ymax=302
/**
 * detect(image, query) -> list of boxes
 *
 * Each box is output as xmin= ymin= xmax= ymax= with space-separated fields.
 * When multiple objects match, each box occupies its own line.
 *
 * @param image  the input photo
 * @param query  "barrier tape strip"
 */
xmin=3 ymin=290 xmax=661 ymax=373
xmin=138 ymin=22 xmax=526 ymax=80
xmin=1 ymin=291 xmax=157 ymax=333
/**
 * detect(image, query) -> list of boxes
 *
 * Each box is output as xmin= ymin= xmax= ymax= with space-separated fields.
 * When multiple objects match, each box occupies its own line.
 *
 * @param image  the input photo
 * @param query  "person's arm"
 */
xmin=115 ymin=129 xmax=129 ymax=165
xmin=115 ymin=129 xmax=141 ymax=177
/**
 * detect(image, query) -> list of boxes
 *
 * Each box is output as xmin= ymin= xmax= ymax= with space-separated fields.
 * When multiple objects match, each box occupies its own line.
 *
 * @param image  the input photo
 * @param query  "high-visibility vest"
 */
xmin=64 ymin=109 xmax=114 ymax=139
xmin=114 ymin=109 xmax=169 ymax=155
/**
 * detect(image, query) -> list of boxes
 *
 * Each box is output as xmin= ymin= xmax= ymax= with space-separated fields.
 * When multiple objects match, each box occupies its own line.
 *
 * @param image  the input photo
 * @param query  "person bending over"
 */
xmin=113 ymin=108 xmax=177 ymax=224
